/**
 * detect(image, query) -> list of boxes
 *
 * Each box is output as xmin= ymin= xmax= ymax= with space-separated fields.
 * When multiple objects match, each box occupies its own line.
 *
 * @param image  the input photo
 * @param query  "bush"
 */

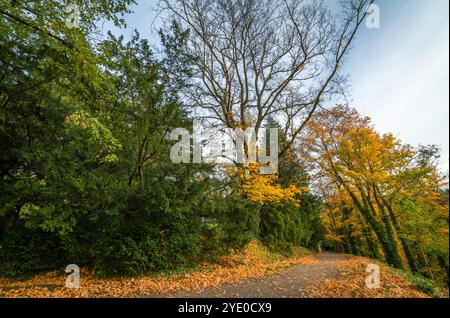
xmin=92 ymin=233 xmax=202 ymax=277
xmin=259 ymin=202 xmax=314 ymax=253
xmin=0 ymin=222 xmax=66 ymax=278
xmin=89 ymin=193 xmax=205 ymax=277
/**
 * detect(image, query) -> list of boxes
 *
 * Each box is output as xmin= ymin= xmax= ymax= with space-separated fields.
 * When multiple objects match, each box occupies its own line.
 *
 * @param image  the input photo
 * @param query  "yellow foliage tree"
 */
xmin=236 ymin=163 xmax=307 ymax=206
xmin=303 ymin=105 xmax=448 ymax=275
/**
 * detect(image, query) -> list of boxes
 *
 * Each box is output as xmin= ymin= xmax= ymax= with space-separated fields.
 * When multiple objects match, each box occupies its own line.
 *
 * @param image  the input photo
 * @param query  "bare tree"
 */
xmin=159 ymin=0 xmax=374 ymax=158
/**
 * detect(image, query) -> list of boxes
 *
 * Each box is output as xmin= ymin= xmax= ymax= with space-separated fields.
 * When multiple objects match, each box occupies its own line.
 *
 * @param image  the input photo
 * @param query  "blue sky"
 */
xmin=345 ymin=0 xmax=449 ymax=172
xmin=102 ymin=0 xmax=449 ymax=171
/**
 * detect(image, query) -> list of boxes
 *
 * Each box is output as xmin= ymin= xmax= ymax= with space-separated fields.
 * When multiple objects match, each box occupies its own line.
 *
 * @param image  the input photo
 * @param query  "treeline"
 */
xmin=303 ymin=106 xmax=449 ymax=287
xmin=0 ymin=0 xmax=322 ymax=278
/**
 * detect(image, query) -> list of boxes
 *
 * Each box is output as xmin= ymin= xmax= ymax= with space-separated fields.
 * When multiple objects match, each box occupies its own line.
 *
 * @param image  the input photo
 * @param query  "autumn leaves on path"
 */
xmin=162 ymin=253 xmax=345 ymax=298
xmin=159 ymin=253 xmax=429 ymax=298
xmin=1 ymin=242 xmax=430 ymax=298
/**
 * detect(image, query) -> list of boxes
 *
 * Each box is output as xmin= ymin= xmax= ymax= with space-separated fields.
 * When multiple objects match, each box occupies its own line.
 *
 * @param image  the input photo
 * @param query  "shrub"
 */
xmin=0 ymin=222 xmax=66 ymax=278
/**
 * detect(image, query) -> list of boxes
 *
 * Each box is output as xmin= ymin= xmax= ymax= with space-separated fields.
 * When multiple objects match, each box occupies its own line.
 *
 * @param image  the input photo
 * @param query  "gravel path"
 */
xmin=152 ymin=253 xmax=352 ymax=298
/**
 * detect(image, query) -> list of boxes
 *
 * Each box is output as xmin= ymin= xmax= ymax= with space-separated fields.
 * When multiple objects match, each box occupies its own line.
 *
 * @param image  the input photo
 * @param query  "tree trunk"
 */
xmin=374 ymin=189 xmax=419 ymax=273
xmin=418 ymin=239 xmax=436 ymax=282
xmin=347 ymin=188 xmax=404 ymax=269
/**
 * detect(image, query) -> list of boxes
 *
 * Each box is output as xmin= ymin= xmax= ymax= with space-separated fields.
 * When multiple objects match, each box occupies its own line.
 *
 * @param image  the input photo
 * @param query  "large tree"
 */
xmin=159 ymin=0 xmax=374 ymax=158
